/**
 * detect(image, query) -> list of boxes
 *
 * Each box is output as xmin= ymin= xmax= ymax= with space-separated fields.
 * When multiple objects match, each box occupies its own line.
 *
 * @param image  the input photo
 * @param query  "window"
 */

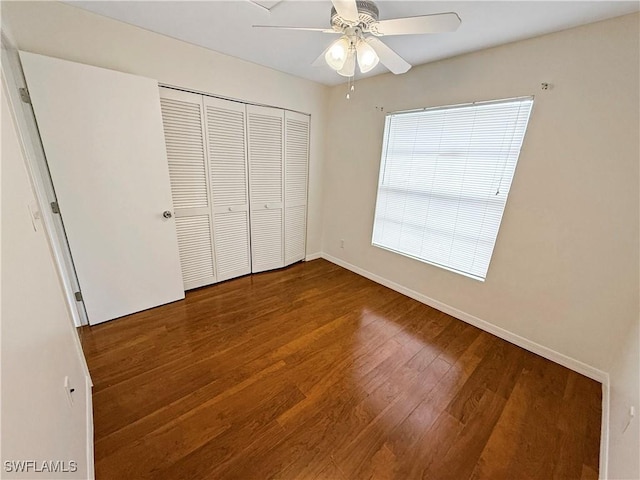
xmin=372 ymin=96 xmax=534 ymax=281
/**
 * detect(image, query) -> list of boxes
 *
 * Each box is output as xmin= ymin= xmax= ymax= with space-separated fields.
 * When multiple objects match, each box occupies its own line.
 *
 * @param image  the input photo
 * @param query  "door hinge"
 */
xmin=19 ymin=87 xmax=31 ymax=104
xmin=74 ymin=291 xmax=83 ymax=302
xmin=50 ymin=201 xmax=60 ymax=214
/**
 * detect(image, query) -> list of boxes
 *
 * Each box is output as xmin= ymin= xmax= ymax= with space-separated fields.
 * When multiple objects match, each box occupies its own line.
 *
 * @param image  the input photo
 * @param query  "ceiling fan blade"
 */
xmin=247 ymin=0 xmax=283 ymax=12
xmin=331 ymin=0 xmax=359 ymax=23
xmin=370 ymin=12 xmax=461 ymax=36
xmin=253 ymin=25 xmax=338 ymax=33
xmin=365 ymin=37 xmax=411 ymax=74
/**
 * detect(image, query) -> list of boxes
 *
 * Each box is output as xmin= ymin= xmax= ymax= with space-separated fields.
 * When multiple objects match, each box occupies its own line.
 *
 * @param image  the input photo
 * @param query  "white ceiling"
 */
xmin=66 ymin=1 xmax=639 ymax=86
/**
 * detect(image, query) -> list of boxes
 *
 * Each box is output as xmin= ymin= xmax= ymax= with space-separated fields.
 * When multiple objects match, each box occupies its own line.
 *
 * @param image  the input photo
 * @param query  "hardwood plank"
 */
xmin=310 ymin=458 xmax=347 ymax=480
xmin=446 ymin=339 xmax=526 ymax=424
xmin=503 ymin=355 xmax=572 ymax=480
xmin=332 ymin=357 xmax=453 ymax=479
xmin=552 ymin=432 xmax=586 ymax=480
xmin=428 ymin=388 xmax=507 ymax=480
xmin=384 ymin=330 xmax=495 ymax=479
xmin=405 ymin=411 xmax=465 ymax=479
xmin=261 ymin=338 xmax=439 ymax=479
xmin=80 ymin=259 xmax=602 ymax=480
xmin=469 ymin=368 xmax=532 ymax=480
xmin=581 ymin=464 xmax=599 ymax=480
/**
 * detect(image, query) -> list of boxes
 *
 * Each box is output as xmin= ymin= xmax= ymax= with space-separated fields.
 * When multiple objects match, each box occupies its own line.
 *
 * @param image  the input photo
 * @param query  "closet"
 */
xmin=159 ymin=88 xmax=309 ymax=290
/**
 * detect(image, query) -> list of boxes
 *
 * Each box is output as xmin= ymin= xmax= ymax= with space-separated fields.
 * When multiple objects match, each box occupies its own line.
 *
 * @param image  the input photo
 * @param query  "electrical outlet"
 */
xmin=340 ymin=239 xmax=345 ymax=249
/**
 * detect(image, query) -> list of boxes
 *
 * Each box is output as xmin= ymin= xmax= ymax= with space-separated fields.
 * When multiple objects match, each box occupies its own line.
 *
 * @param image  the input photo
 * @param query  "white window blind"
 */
xmin=372 ymin=96 xmax=534 ymax=281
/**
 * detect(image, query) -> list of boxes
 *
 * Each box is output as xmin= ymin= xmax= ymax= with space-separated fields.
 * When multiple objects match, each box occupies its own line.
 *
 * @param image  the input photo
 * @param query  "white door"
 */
xmin=247 ymin=105 xmax=285 ymax=273
xmin=204 ymin=97 xmax=252 ymax=281
xmin=20 ymin=52 xmax=184 ymax=325
xmin=159 ymin=88 xmax=217 ymax=290
xmin=284 ymin=111 xmax=310 ymax=266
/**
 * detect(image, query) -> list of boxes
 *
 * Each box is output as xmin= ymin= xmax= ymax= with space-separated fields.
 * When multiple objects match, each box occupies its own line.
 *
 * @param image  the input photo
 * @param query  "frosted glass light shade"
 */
xmin=337 ymin=49 xmax=356 ymax=77
xmin=325 ymin=37 xmax=350 ymax=70
xmin=356 ymin=39 xmax=379 ymax=73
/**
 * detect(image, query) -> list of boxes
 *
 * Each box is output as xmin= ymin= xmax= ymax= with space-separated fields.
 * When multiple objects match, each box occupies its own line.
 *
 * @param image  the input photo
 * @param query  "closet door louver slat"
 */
xmin=204 ymin=97 xmax=252 ymax=281
xmin=160 ymin=89 xmax=217 ymax=289
xmin=247 ymin=105 xmax=285 ymax=273
xmin=284 ymin=112 xmax=309 ymax=265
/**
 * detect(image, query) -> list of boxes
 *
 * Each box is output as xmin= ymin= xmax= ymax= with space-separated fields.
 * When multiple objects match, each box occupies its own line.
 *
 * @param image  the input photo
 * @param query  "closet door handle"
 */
xmin=264 ymin=204 xmax=269 ymax=209
xmin=228 ymin=207 xmax=233 ymax=212
xmin=162 ymin=210 xmax=172 ymax=219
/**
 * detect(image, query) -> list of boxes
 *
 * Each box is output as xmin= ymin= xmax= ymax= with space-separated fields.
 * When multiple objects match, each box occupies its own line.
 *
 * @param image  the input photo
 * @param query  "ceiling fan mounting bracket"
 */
xmin=331 ymin=0 xmax=379 ymax=31
xmin=343 ymin=26 xmax=364 ymax=43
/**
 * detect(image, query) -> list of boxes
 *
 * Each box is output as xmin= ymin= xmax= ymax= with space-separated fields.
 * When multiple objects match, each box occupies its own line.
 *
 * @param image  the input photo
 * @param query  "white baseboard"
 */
xmin=305 ymin=252 xmax=322 ymax=261
xmin=319 ymin=252 xmax=610 ymax=479
xmin=85 ymin=374 xmax=95 ymax=480
xmin=600 ymin=378 xmax=610 ymax=479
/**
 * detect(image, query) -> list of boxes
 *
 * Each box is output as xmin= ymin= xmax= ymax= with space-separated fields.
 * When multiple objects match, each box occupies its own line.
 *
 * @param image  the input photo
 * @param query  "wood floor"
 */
xmin=81 ymin=259 xmax=601 ymax=480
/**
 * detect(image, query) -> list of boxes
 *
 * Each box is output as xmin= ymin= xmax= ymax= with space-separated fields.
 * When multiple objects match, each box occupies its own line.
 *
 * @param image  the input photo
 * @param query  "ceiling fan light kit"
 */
xmin=253 ymin=0 xmax=461 ymax=96
xmin=356 ymin=40 xmax=379 ymax=73
xmin=325 ymin=29 xmax=379 ymax=76
xmin=325 ymin=36 xmax=350 ymax=70
xmin=337 ymin=44 xmax=357 ymax=77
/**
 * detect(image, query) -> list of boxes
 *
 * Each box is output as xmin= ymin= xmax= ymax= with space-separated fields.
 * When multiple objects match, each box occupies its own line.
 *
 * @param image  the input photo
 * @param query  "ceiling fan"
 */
xmin=253 ymin=0 xmax=461 ymax=77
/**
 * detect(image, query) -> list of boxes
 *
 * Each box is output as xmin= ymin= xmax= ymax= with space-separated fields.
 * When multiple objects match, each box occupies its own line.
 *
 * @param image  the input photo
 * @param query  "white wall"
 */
xmin=1 ymin=76 xmax=92 ymax=478
xmin=322 ymin=13 xmax=639 ymax=478
xmin=2 ymin=0 xmax=329 ymax=256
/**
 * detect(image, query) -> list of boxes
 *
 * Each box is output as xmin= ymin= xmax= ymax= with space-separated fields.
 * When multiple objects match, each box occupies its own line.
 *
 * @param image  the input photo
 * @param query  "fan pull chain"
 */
xmin=346 ymin=76 xmax=356 ymax=100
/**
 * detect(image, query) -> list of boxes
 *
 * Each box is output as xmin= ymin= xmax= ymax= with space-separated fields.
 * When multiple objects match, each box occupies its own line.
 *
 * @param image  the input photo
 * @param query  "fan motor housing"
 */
xmin=331 ymin=0 xmax=379 ymax=30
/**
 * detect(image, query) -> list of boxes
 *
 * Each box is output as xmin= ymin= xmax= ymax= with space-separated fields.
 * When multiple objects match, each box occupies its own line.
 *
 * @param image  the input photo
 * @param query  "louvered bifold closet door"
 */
xmin=159 ymin=88 xmax=217 ymax=289
xmin=204 ymin=97 xmax=252 ymax=281
xmin=284 ymin=111 xmax=310 ymax=266
xmin=247 ymin=105 xmax=285 ymax=273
